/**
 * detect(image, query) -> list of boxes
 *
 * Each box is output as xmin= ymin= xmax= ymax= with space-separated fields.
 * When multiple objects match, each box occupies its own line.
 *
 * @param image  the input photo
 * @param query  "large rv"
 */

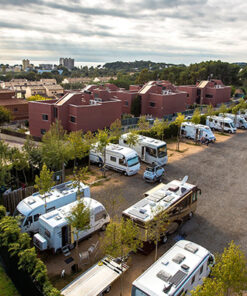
xmin=119 ymin=134 xmax=168 ymax=166
xmin=14 ymin=181 xmax=90 ymax=234
xmin=131 ymin=240 xmax=215 ymax=296
xmin=181 ymin=122 xmax=216 ymax=142
xmin=90 ymin=143 xmax=140 ymax=176
xmin=219 ymin=113 xmax=247 ymax=129
xmin=122 ymin=177 xmax=201 ymax=252
xmin=33 ymin=197 xmax=110 ymax=253
xmin=206 ymin=116 xmax=236 ymax=133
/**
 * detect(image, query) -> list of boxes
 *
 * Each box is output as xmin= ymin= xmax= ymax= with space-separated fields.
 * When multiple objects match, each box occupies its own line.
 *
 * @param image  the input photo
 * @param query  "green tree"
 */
xmin=0 ymin=206 xmax=6 ymax=220
xmin=147 ymin=206 xmax=168 ymax=262
xmin=72 ymin=166 xmax=90 ymax=200
xmin=26 ymin=95 xmax=52 ymax=101
xmin=191 ymin=108 xmax=201 ymax=125
xmin=110 ymin=119 xmax=122 ymax=141
xmin=138 ymin=115 xmax=149 ymax=130
xmin=152 ymin=118 xmax=166 ymax=140
xmin=96 ymin=129 xmax=110 ymax=177
xmin=11 ymin=148 xmax=29 ymax=186
xmin=126 ymin=130 xmax=139 ymax=148
xmin=41 ymin=120 xmax=70 ymax=181
xmin=66 ymin=200 xmax=90 ymax=266
xmin=191 ymin=278 xmax=225 ymax=296
xmin=206 ymin=104 xmax=215 ymax=118
xmin=175 ymin=113 xmax=185 ymax=151
xmin=67 ymin=130 xmax=86 ymax=168
xmin=0 ymin=106 xmax=12 ymax=124
xmin=34 ymin=163 xmax=55 ymax=211
xmin=23 ymin=136 xmax=42 ymax=177
xmin=100 ymin=217 xmax=142 ymax=296
xmin=83 ymin=130 xmax=96 ymax=169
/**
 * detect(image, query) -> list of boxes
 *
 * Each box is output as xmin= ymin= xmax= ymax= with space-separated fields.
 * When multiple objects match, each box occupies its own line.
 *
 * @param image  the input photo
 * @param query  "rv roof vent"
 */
xmin=172 ymin=253 xmax=185 ymax=264
xmin=139 ymin=208 xmax=147 ymax=214
xmin=156 ymin=270 xmax=171 ymax=282
xmin=181 ymin=187 xmax=187 ymax=194
xmin=27 ymin=198 xmax=36 ymax=205
xmin=184 ymin=243 xmax=199 ymax=254
xmin=55 ymin=215 xmax=62 ymax=220
xmin=168 ymin=185 xmax=179 ymax=192
xmin=181 ymin=264 xmax=190 ymax=271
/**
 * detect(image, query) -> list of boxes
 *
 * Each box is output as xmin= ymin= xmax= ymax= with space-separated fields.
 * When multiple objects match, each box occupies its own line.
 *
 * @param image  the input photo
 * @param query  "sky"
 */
xmin=0 ymin=0 xmax=247 ymax=66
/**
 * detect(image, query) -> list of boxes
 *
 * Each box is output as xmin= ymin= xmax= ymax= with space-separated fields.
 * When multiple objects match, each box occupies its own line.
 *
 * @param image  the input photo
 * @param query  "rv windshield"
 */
xmin=131 ymin=286 xmax=148 ymax=296
xmin=157 ymin=145 xmax=167 ymax=158
xmin=127 ymin=156 xmax=139 ymax=167
xmin=13 ymin=208 xmax=26 ymax=225
xmin=230 ymin=122 xmax=234 ymax=128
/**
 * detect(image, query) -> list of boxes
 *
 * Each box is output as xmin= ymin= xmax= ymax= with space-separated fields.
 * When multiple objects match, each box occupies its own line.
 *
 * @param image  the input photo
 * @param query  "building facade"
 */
xmin=59 ymin=58 xmax=75 ymax=70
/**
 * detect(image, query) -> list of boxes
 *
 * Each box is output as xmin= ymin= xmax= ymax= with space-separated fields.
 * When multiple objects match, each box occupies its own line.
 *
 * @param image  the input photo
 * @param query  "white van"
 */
xmin=181 ymin=122 xmax=216 ymax=142
xmin=119 ymin=134 xmax=168 ymax=166
xmin=33 ymin=197 xmax=110 ymax=253
xmin=206 ymin=116 xmax=236 ymax=133
xmin=219 ymin=113 xmax=247 ymax=129
xmin=90 ymin=143 xmax=140 ymax=176
xmin=14 ymin=181 xmax=90 ymax=234
xmin=131 ymin=240 xmax=215 ymax=296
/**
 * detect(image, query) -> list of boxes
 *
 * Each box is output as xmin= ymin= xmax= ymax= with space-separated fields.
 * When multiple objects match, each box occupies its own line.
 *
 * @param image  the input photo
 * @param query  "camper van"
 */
xmin=131 ymin=240 xmax=215 ymax=296
xmin=33 ymin=197 xmax=110 ymax=253
xmin=219 ymin=113 xmax=247 ymax=129
xmin=14 ymin=181 xmax=90 ymax=234
xmin=206 ymin=116 xmax=236 ymax=133
xmin=90 ymin=143 xmax=140 ymax=176
xmin=119 ymin=134 xmax=167 ymax=166
xmin=181 ymin=122 xmax=216 ymax=142
xmin=122 ymin=177 xmax=201 ymax=253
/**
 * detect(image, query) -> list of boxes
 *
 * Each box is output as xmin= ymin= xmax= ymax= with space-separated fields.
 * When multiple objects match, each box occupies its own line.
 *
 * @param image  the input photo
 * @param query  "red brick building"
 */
xmin=0 ymin=90 xmax=28 ymax=120
xmin=29 ymin=91 xmax=122 ymax=138
xmin=178 ymin=80 xmax=231 ymax=106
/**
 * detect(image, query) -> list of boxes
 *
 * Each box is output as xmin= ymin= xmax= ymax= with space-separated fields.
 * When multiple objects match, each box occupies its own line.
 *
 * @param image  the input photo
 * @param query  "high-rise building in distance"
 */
xmin=59 ymin=58 xmax=74 ymax=70
xmin=22 ymin=59 xmax=30 ymax=70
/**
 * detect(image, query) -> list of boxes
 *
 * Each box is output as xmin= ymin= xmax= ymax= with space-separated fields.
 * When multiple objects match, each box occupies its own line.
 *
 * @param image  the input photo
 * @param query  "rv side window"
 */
xmin=119 ymin=159 xmax=126 ymax=166
xmin=200 ymin=265 xmax=203 ymax=274
xmin=95 ymin=210 xmax=107 ymax=221
xmin=191 ymin=275 xmax=195 ymax=284
xmin=45 ymin=229 xmax=51 ymax=238
xmin=110 ymin=156 xmax=117 ymax=162
xmin=34 ymin=214 xmax=40 ymax=222
xmin=146 ymin=147 xmax=156 ymax=157
xmin=24 ymin=216 xmax=33 ymax=226
xmin=207 ymin=255 xmax=214 ymax=266
xmin=172 ymin=195 xmax=190 ymax=214
xmin=47 ymin=206 xmax=55 ymax=213
xmin=192 ymin=191 xmax=197 ymax=203
xmin=124 ymin=140 xmax=127 ymax=144
xmin=225 ymin=123 xmax=230 ymax=127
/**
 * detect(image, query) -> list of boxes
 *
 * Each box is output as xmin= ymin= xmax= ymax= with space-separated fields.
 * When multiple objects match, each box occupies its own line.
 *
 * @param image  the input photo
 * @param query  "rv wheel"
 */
xmin=104 ymin=286 xmax=111 ymax=293
xmin=98 ymin=163 xmax=102 ymax=167
xmin=101 ymin=224 xmax=107 ymax=231
xmin=167 ymin=222 xmax=179 ymax=235
xmin=124 ymin=171 xmax=127 ymax=176
xmin=188 ymin=212 xmax=194 ymax=219
xmin=162 ymin=236 xmax=168 ymax=244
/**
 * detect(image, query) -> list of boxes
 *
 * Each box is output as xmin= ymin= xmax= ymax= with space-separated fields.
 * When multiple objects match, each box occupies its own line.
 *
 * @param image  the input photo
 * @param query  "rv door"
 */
xmin=141 ymin=146 xmax=145 ymax=161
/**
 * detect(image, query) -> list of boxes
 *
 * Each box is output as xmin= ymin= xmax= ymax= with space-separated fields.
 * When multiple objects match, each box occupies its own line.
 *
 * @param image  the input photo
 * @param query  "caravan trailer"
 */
xmin=119 ymin=134 xmax=168 ymax=166
xmin=206 ymin=116 xmax=236 ymax=133
xmin=181 ymin=122 xmax=216 ymax=142
xmin=14 ymin=181 xmax=90 ymax=234
xmin=219 ymin=113 xmax=247 ymax=129
xmin=90 ymin=143 xmax=140 ymax=176
xmin=122 ymin=177 xmax=201 ymax=253
xmin=33 ymin=197 xmax=110 ymax=253
xmin=131 ymin=240 xmax=215 ymax=296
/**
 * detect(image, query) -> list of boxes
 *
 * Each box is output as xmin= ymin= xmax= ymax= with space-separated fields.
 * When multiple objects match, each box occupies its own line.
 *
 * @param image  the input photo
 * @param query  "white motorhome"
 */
xmin=90 ymin=143 xmax=140 ymax=176
xmin=219 ymin=113 xmax=247 ymax=129
xmin=61 ymin=255 xmax=129 ymax=296
xmin=33 ymin=197 xmax=110 ymax=253
xmin=131 ymin=240 xmax=215 ymax=296
xmin=14 ymin=181 xmax=90 ymax=234
xmin=206 ymin=116 xmax=236 ymax=133
xmin=119 ymin=134 xmax=168 ymax=166
xmin=122 ymin=177 xmax=201 ymax=253
xmin=181 ymin=122 xmax=216 ymax=142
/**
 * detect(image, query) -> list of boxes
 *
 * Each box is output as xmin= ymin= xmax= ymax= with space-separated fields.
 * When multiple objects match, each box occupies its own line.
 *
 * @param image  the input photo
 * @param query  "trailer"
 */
xmin=122 ymin=177 xmax=201 ymax=253
xmin=90 ymin=143 xmax=140 ymax=176
xmin=119 ymin=133 xmax=167 ymax=166
xmin=206 ymin=116 xmax=236 ymax=133
xmin=61 ymin=255 xmax=129 ymax=296
xmin=13 ymin=181 xmax=90 ymax=234
xmin=181 ymin=122 xmax=216 ymax=142
xmin=33 ymin=197 xmax=110 ymax=253
xmin=131 ymin=240 xmax=215 ymax=296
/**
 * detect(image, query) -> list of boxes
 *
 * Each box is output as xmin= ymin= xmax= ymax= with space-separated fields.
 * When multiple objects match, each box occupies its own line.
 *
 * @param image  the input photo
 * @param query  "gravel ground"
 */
xmin=46 ymin=130 xmax=247 ymax=295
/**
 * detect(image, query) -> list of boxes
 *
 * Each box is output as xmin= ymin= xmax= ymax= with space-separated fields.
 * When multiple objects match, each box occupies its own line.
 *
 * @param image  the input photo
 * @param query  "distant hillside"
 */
xmin=103 ymin=60 xmax=185 ymax=72
xmin=233 ymin=62 xmax=247 ymax=67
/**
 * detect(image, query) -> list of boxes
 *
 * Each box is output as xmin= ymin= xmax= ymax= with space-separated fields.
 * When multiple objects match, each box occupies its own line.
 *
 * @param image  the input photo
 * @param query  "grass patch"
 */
xmin=0 ymin=265 xmax=20 ymax=296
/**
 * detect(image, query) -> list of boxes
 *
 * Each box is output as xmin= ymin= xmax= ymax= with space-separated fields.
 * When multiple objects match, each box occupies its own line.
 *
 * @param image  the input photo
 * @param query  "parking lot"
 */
xmin=46 ymin=131 xmax=247 ymax=295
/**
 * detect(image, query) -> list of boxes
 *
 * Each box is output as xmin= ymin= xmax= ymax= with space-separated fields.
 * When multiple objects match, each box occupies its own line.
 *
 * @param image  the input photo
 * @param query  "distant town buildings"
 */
xmin=0 ymin=90 xmax=28 ymax=120
xmin=59 ymin=58 xmax=74 ymax=70
xmin=39 ymin=64 xmax=53 ymax=70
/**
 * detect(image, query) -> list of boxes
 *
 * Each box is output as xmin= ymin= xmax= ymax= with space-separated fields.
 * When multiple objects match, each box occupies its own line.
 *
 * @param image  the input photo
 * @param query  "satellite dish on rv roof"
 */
xmin=181 ymin=175 xmax=188 ymax=186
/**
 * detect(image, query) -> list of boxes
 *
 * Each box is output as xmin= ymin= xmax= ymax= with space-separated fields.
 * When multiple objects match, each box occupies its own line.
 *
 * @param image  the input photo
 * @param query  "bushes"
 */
xmin=0 ymin=209 xmax=61 ymax=296
xmin=137 ymin=121 xmax=178 ymax=140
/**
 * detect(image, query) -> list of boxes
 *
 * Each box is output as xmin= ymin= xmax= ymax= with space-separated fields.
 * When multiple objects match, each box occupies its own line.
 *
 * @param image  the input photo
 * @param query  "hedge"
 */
xmin=0 ymin=205 xmax=61 ymax=296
